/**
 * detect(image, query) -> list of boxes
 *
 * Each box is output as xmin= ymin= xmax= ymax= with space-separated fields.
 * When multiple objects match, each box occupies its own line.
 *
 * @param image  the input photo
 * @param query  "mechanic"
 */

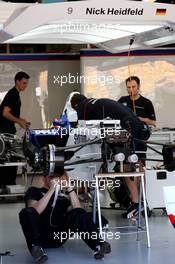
xmin=0 ymin=71 xmax=30 ymax=187
xmin=19 ymin=171 xmax=111 ymax=263
xmin=118 ymin=76 xmax=156 ymax=218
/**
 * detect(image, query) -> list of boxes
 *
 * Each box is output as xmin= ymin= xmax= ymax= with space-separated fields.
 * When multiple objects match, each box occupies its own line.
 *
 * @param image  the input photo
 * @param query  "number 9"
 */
xmin=67 ymin=7 xmax=73 ymax=14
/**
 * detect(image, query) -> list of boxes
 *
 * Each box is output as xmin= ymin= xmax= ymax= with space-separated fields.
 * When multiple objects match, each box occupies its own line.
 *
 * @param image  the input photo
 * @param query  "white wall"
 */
xmin=48 ymin=60 xmax=81 ymax=123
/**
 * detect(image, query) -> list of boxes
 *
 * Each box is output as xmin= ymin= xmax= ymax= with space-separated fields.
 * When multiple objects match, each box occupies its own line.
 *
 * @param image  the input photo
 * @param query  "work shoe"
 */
xmin=122 ymin=200 xmax=152 ymax=219
xmin=30 ymin=245 xmax=48 ymax=263
xmin=122 ymin=202 xmax=144 ymax=219
xmin=93 ymin=241 xmax=111 ymax=260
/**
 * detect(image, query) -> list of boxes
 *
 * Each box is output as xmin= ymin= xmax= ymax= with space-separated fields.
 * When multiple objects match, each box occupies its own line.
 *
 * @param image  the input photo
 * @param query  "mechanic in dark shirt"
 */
xmin=118 ymin=76 xmax=156 ymax=127
xmin=70 ymin=93 xmax=148 ymax=144
xmin=19 ymin=172 xmax=111 ymax=263
xmin=0 ymin=71 xmax=30 ymax=186
xmin=118 ymin=76 xmax=156 ymax=218
xmin=70 ymin=93 xmax=151 ymax=218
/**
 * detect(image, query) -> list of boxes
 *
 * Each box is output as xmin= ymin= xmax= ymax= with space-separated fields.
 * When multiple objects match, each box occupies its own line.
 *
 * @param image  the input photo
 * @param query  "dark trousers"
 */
xmin=0 ymin=129 xmax=17 ymax=186
xmin=0 ymin=166 xmax=17 ymax=185
xmin=19 ymin=207 xmax=104 ymax=252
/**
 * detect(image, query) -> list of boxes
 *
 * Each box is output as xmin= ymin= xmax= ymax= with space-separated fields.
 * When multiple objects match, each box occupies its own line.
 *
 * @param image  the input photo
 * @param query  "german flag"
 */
xmin=156 ymin=8 xmax=167 ymax=15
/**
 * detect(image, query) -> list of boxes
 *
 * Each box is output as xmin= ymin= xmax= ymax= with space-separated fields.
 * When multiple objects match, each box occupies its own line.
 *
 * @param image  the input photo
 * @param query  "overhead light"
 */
xmin=4 ymin=22 xmax=164 ymax=44
xmin=36 ymin=22 xmax=162 ymax=35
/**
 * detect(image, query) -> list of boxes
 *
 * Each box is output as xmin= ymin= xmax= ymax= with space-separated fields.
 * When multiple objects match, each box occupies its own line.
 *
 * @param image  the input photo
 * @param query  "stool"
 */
xmin=95 ymin=171 xmax=151 ymax=248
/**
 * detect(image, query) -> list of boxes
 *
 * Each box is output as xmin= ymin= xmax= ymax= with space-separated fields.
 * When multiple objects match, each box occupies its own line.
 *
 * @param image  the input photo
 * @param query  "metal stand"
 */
xmin=0 ymin=251 xmax=13 ymax=264
xmin=93 ymin=188 xmax=97 ymax=224
xmin=87 ymin=166 xmax=97 ymax=224
xmin=95 ymin=171 xmax=151 ymax=248
xmin=137 ymin=177 xmax=143 ymax=241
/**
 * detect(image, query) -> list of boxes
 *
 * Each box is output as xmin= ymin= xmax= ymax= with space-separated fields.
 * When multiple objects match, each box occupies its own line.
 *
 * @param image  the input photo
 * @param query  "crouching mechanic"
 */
xmin=19 ymin=171 xmax=111 ymax=263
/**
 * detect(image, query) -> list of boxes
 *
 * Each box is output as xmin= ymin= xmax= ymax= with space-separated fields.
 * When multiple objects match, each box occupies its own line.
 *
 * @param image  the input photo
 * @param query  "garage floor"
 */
xmin=0 ymin=202 xmax=174 ymax=264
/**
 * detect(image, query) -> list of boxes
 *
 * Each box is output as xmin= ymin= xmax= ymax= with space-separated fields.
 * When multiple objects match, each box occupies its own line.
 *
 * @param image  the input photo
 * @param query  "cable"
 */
xmin=52 ymin=183 xmax=60 ymax=207
xmin=134 ymin=138 xmax=165 ymax=146
xmin=128 ymin=37 xmax=136 ymax=114
xmin=50 ymin=183 xmax=60 ymax=227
